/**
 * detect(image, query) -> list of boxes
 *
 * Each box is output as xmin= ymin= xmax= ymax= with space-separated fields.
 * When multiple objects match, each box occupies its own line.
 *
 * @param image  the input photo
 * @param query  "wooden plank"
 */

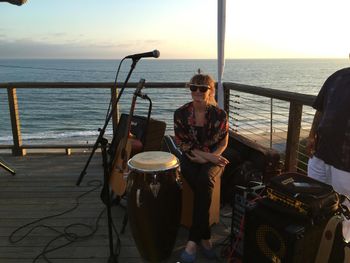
xmin=0 ymin=154 xmax=230 ymax=263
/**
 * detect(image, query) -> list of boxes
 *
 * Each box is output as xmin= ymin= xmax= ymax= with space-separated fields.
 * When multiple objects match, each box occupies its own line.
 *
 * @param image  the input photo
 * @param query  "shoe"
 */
xmin=200 ymin=244 xmax=216 ymax=260
xmin=180 ymin=249 xmax=196 ymax=263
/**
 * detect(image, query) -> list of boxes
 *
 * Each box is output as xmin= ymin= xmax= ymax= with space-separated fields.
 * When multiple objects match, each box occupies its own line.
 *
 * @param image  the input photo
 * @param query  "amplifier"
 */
xmin=230 ymin=182 xmax=265 ymax=258
xmin=243 ymin=200 xmax=344 ymax=263
xmin=266 ymin=172 xmax=339 ymax=220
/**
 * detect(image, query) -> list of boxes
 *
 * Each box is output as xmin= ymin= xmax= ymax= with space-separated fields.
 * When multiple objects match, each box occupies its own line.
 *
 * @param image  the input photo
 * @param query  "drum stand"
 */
xmin=0 ymin=158 xmax=16 ymax=175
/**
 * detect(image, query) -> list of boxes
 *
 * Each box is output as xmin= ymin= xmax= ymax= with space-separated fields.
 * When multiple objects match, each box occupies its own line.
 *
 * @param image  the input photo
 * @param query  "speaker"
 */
xmin=243 ymin=200 xmax=344 ymax=263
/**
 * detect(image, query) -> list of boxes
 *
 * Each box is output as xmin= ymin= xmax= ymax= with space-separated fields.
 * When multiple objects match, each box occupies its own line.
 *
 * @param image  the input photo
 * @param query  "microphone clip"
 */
xmin=136 ymin=92 xmax=149 ymax=100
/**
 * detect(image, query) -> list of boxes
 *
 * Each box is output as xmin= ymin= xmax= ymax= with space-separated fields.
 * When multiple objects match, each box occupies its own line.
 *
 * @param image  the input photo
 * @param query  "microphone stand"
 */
xmin=76 ymin=58 xmax=140 ymax=263
xmin=76 ymin=58 xmax=139 ymax=186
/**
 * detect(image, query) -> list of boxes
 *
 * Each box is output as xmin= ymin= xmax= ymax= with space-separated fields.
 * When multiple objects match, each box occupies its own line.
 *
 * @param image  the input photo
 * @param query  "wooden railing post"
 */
xmin=7 ymin=87 xmax=26 ymax=156
xmin=284 ymin=102 xmax=303 ymax=171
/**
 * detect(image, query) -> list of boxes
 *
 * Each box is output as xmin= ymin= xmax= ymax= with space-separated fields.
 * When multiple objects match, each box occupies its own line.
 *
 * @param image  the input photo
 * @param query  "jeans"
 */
xmin=180 ymin=155 xmax=224 ymax=243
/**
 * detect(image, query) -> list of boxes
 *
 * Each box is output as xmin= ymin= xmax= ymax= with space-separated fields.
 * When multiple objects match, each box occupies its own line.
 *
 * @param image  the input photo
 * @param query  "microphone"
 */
xmin=0 ymin=0 xmax=27 ymax=5
xmin=125 ymin=50 xmax=160 ymax=59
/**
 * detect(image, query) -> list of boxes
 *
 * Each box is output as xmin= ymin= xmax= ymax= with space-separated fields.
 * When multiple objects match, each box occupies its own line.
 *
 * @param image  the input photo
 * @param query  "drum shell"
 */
xmin=127 ymin=168 xmax=181 ymax=262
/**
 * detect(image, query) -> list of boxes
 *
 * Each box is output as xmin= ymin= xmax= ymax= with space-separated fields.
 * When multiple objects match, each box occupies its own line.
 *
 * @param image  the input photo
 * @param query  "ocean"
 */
xmin=0 ymin=58 xmax=349 ymax=145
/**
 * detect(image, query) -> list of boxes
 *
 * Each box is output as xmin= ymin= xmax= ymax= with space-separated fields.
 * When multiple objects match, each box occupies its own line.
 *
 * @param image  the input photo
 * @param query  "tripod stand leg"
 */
xmin=0 ymin=159 xmax=16 ymax=175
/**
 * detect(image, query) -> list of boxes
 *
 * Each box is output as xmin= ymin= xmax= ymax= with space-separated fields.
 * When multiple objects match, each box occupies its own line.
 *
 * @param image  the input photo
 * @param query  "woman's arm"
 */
xmin=191 ymin=133 xmax=229 ymax=166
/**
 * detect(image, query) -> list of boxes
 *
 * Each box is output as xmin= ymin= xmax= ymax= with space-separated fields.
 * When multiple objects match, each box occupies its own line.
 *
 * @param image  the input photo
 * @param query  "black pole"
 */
xmin=100 ymin=137 xmax=118 ymax=263
xmin=76 ymin=59 xmax=139 ymax=186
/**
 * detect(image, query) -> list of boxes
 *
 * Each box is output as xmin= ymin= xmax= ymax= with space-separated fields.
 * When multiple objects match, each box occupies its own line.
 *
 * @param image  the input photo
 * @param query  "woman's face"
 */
xmin=189 ymin=83 xmax=211 ymax=104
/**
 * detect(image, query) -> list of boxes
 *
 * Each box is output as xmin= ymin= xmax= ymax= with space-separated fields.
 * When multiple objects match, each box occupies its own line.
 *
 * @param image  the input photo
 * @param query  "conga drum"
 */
xmin=127 ymin=151 xmax=181 ymax=262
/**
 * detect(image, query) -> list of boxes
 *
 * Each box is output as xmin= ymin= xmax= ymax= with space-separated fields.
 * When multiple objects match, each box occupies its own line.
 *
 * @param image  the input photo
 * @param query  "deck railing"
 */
xmin=0 ymin=82 xmax=316 ymax=173
xmin=223 ymin=82 xmax=315 ymax=173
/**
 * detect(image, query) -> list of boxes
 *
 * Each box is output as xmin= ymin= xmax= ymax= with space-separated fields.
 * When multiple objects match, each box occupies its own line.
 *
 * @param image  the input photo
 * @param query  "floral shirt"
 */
xmin=174 ymin=102 xmax=228 ymax=153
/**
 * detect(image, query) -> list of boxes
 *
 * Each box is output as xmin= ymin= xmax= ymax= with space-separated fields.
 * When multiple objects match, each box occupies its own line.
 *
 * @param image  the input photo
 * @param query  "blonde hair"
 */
xmin=189 ymin=73 xmax=217 ymax=106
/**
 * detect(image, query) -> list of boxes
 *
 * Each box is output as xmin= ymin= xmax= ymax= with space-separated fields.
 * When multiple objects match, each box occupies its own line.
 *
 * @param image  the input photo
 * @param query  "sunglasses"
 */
xmin=186 ymin=83 xmax=210 ymax=93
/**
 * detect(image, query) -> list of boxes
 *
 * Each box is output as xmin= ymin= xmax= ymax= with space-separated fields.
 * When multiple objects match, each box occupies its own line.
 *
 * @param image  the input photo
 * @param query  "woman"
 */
xmin=174 ymin=73 xmax=229 ymax=262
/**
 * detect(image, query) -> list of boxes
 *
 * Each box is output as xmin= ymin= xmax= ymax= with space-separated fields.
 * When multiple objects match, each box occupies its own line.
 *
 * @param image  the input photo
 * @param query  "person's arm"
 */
xmin=190 ymin=133 xmax=229 ymax=166
xmin=191 ymin=109 xmax=229 ymax=166
xmin=306 ymin=110 xmax=322 ymax=156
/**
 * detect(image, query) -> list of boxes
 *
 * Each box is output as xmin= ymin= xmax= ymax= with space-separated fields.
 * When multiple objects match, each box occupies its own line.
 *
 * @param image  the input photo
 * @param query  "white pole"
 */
xmin=217 ymin=0 xmax=226 ymax=109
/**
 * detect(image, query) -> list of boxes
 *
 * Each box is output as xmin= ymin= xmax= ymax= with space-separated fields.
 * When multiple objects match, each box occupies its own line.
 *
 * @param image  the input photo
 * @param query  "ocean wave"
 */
xmin=0 ymin=130 xmax=113 ymax=144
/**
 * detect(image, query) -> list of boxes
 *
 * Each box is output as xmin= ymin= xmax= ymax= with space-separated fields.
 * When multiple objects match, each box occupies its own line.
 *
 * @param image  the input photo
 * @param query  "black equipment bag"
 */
xmin=266 ymin=172 xmax=340 ymax=220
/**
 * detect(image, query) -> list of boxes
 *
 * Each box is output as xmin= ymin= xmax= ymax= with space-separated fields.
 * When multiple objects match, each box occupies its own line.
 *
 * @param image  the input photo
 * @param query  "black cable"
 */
xmin=8 ymin=179 xmax=121 ymax=263
xmin=104 ymin=57 xmax=126 ymax=121
xmin=32 ymin=209 xmax=106 ymax=263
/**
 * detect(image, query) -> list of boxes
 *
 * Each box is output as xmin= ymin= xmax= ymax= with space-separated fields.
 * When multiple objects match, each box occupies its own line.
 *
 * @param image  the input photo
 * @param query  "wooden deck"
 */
xmin=0 ymin=153 xmax=232 ymax=263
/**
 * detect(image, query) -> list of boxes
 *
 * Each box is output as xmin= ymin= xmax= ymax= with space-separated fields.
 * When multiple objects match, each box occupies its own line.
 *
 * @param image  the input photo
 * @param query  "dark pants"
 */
xmin=180 ymin=155 xmax=224 ymax=243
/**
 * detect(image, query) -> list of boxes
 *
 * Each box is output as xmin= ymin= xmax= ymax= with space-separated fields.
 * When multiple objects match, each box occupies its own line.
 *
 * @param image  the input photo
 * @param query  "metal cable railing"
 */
xmin=225 ymin=82 xmax=315 ymax=173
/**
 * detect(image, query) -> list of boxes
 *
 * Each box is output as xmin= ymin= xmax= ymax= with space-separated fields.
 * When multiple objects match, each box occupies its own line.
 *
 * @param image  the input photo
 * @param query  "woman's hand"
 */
xmin=207 ymin=153 xmax=229 ymax=167
xmin=185 ymin=151 xmax=207 ymax=164
xmin=192 ymin=149 xmax=229 ymax=167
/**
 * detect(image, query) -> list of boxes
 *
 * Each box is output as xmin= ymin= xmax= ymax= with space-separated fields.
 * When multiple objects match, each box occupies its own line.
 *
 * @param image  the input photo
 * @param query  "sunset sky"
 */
xmin=0 ymin=0 xmax=349 ymax=59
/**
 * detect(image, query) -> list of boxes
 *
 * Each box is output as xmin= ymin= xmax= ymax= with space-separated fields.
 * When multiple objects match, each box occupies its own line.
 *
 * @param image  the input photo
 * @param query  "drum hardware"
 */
xmin=0 ymin=158 xmax=16 ymax=175
xmin=123 ymin=171 xmax=130 ymax=180
xmin=150 ymin=173 xmax=161 ymax=198
xmin=136 ymin=189 xmax=142 ymax=208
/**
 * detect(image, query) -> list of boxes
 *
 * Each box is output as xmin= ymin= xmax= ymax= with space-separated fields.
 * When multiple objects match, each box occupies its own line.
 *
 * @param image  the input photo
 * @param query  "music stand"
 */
xmin=0 ymin=158 xmax=16 ymax=175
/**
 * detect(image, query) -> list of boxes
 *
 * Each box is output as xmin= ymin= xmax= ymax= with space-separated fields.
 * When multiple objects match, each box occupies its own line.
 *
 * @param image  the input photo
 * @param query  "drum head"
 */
xmin=128 ymin=151 xmax=179 ymax=172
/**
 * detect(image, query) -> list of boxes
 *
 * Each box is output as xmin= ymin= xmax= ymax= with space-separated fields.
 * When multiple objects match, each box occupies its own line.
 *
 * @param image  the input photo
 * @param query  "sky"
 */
xmin=0 ymin=0 xmax=349 ymax=59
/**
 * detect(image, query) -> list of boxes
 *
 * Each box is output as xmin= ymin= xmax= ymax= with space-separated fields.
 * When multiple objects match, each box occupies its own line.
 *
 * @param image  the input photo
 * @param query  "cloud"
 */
xmin=0 ymin=38 xmax=165 ymax=58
